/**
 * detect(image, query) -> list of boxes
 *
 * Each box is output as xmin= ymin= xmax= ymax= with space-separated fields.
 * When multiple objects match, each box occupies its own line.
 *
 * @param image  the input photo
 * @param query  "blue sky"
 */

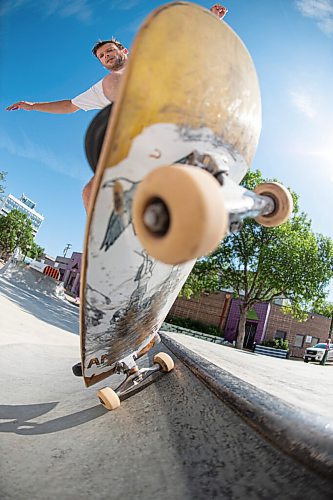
xmin=1 ymin=0 xmax=333 ymax=263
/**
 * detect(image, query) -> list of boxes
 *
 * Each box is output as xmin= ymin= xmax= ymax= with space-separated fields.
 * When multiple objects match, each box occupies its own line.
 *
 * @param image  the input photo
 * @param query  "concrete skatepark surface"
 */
xmin=0 ymin=267 xmax=332 ymax=499
xmin=0 ymin=262 xmax=65 ymax=299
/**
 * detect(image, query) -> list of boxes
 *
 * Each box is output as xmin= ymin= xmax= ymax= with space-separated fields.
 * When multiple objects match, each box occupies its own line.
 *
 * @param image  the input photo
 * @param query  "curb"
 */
xmin=161 ymin=332 xmax=333 ymax=482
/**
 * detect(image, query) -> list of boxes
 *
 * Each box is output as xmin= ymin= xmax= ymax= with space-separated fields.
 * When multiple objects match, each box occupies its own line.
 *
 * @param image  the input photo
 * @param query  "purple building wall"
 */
xmin=63 ymin=252 xmax=82 ymax=297
xmin=224 ymin=299 xmax=270 ymax=345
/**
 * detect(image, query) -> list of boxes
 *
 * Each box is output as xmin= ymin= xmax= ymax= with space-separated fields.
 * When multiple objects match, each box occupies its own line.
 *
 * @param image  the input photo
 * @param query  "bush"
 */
xmin=165 ymin=315 xmax=220 ymax=336
xmin=262 ymin=338 xmax=289 ymax=350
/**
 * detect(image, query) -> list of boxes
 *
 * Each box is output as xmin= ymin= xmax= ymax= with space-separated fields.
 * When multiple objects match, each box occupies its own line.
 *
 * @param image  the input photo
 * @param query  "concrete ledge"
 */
xmin=161 ymin=332 xmax=333 ymax=482
xmin=162 ymin=322 xmax=227 ymax=344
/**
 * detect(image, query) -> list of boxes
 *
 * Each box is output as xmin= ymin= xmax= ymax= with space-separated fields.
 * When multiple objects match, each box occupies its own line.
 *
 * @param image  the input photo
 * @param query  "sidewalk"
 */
xmin=163 ymin=331 xmax=332 ymax=421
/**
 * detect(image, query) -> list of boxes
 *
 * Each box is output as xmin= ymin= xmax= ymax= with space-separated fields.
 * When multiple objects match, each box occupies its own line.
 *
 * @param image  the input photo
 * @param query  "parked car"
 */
xmin=303 ymin=343 xmax=333 ymax=363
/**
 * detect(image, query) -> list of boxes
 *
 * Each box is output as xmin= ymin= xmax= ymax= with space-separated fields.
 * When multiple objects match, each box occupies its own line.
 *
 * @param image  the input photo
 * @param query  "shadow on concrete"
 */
xmin=0 ymin=403 xmax=105 ymax=435
xmin=0 ymin=278 xmax=79 ymax=335
xmin=0 ymin=343 xmax=332 ymax=499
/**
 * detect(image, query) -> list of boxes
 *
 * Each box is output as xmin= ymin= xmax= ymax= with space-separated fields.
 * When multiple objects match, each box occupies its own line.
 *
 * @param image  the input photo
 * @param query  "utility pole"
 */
xmin=320 ymin=314 xmax=333 ymax=366
xmin=63 ymin=243 xmax=72 ymax=258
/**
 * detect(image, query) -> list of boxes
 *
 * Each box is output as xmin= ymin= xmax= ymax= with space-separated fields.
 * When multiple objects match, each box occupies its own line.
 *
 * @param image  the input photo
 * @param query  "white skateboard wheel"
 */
xmin=132 ymin=165 xmax=228 ymax=264
xmin=154 ymin=352 xmax=174 ymax=372
xmin=254 ymin=182 xmax=293 ymax=227
xmin=97 ymin=387 xmax=121 ymax=411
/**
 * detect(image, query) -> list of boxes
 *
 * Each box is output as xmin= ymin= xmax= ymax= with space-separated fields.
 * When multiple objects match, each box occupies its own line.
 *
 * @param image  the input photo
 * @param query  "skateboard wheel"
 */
xmin=132 ymin=165 xmax=228 ymax=264
xmin=154 ymin=352 xmax=174 ymax=372
xmin=97 ymin=387 xmax=121 ymax=411
xmin=254 ymin=182 xmax=293 ymax=227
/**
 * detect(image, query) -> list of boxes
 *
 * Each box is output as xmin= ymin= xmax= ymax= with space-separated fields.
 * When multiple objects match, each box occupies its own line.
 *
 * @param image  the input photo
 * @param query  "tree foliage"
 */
xmin=311 ymin=300 xmax=333 ymax=319
xmin=0 ymin=171 xmax=6 ymax=200
xmin=0 ymin=209 xmax=35 ymax=259
xmin=181 ymin=170 xmax=333 ymax=349
xmin=27 ymin=242 xmax=45 ymax=260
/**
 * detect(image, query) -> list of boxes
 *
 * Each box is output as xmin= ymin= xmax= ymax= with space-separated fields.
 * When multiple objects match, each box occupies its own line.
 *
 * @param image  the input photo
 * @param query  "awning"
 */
xmin=247 ymin=309 xmax=259 ymax=321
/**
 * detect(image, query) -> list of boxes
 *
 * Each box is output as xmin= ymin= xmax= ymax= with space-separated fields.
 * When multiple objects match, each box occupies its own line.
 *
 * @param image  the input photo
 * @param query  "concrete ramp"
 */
xmin=0 ymin=262 xmax=65 ymax=299
xmin=0 ymin=279 xmax=332 ymax=499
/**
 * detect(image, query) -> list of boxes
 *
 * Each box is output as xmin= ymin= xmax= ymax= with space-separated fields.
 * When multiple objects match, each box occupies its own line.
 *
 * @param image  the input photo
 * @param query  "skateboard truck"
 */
xmin=135 ymin=151 xmax=293 ymax=265
xmin=112 ymin=354 xmax=161 ymax=396
xmin=220 ymin=175 xmax=285 ymax=234
xmin=177 ymin=149 xmax=292 ymax=233
xmin=96 ymin=335 xmax=174 ymax=410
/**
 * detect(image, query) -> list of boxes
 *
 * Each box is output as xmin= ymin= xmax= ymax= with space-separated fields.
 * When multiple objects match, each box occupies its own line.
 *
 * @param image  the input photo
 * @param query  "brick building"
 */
xmin=169 ymin=291 xmax=331 ymax=358
xmin=264 ymin=304 xmax=330 ymax=358
xmin=62 ymin=252 xmax=82 ymax=297
xmin=54 ymin=251 xmax=331 ymax=358
xmin=223 ymin=299 xmax=271 ymax=349
xmin=169 ymin=292 xmax=232 ymax=331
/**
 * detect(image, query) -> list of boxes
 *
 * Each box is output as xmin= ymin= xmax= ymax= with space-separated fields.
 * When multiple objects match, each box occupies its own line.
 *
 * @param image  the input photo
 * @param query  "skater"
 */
xmin=6 ymin=4 xmax=228 ymax=212
xmin=6 ymin=4 xmax=228 ymax=378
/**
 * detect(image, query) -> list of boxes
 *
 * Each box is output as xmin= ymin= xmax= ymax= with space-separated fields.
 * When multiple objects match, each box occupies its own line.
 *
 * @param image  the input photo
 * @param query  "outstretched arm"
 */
xmin=6 ymin=99 xmax=79 ymax=114
xmin=210 ymin=4 xmax=228 ymax=19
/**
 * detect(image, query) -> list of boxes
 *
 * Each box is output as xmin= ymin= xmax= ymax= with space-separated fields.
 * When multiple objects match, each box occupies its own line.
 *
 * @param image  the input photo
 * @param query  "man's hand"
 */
xmin=210 ymin=4 xmax=228 ymax=19
xmin=6 ymin=101 xmax=34 ymax=111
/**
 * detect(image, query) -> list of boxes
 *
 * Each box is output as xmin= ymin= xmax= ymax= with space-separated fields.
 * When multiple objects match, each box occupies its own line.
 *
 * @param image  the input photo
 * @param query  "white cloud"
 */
xmin=109 ymin=0 xmax=142 ymax=11
xmin=0 ymin=0 xmax=143 ymax=19
xmin=318 ymin=15 xmax=333 ymax=34
xmin=0 ymin=0 xmax=93 ymax=23
xmin=295 ymin=0 xmax=333 ymax=35
xmin=45 ymin=0 xmax=93 ymax=23
xmin=0 ymin=0 xmax=25 ymax=16
xmin=289 ymin=90 xmax=317 ymax=118
xmin=0 ymin=131 xmax=86 ymax=181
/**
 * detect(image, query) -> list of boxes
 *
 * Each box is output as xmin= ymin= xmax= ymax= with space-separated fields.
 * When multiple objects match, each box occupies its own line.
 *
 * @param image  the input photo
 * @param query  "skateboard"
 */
xmin=80 ymin=2 xmax=292 ymax=410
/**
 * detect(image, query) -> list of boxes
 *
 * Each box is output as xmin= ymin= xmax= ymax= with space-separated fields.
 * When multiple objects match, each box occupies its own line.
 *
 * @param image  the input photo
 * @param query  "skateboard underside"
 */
xmin=80 ymin=2 xmax=261 ymax=387
xmin=83 ymin=124 xmax=249 ymax=386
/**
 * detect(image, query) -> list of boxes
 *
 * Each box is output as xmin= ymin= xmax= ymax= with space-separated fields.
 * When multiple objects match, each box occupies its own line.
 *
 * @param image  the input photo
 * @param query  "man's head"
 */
xmin=92 ymin=38 xmax=128 ymax=71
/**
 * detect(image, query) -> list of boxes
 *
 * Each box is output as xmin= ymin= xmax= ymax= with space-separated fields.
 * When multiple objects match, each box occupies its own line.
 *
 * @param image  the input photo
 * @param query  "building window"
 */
xmin=310 ymin=337 xmax=319 ymax=346
xmin=294 ymin=334 xmax=304 ymax=348
xmin=274 ymin=330 xmax=287 ymax=340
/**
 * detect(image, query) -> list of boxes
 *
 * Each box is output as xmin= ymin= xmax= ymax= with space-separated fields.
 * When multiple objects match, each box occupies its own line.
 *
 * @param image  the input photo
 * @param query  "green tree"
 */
xmin=0 ymin=209 xmax=34 ymax=259
xmin=26 ymin=241 xmax=45 ymax=260
xmin=311 ymin=300 xmax=333 ymax=319
xmin=182 ymin=170 xmax=333 ymax=349
xmin=0 ymin=171 xmax=7 ymax=200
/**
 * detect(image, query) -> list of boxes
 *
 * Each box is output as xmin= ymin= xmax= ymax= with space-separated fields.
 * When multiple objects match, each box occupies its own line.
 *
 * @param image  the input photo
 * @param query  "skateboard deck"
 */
xmin=80 ymin=2 xmax=261 ymax=394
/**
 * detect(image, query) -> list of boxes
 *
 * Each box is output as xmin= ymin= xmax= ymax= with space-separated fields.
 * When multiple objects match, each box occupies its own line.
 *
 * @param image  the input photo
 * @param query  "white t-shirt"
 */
xmin=71 ymin=79 xmax=111 ymax=111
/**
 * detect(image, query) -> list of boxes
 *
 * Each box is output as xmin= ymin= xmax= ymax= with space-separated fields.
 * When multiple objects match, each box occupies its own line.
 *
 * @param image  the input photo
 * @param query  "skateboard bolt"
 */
xmin=143 ymin=198 xmax=170 ymax=236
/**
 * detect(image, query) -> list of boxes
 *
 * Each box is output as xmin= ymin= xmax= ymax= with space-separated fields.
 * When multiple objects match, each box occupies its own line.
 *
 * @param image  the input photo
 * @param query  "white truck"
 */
xmin=303 ymin=342 xmax=333 ymax=363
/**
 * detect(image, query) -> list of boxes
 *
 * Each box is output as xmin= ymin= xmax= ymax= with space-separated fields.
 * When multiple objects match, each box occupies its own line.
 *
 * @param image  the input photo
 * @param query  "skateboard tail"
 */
xmin=94 ymin=1 xmax=261 ymax=172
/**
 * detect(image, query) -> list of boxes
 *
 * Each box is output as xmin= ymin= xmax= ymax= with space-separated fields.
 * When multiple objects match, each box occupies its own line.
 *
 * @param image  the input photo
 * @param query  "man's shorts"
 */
xmin=85 ymin=103 xmax=113 ymax=173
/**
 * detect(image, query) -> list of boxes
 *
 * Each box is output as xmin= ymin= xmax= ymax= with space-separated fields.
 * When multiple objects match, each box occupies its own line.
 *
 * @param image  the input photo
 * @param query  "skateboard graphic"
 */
xmin=80 ymin=2 xmax=293 ymax=410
